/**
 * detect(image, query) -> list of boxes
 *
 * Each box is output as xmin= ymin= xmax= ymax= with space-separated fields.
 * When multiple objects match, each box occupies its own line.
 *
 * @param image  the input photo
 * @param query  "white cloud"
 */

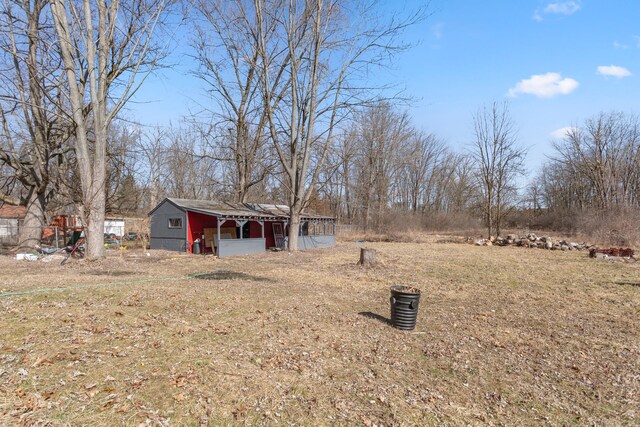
xmin=508 ymin=73 xmax=579 ymax=98
xmin=544 ymin=1 xmax=581 ymax=15
xmin=551 ymin=126 xmax=577 ymax=139
xmin=597 ymin=65 xmax=632 ymax=78
xmin=613 ymin=41 xmax=629 ymax=50
xmin=534 ymin=1 xmax=581 ymax=21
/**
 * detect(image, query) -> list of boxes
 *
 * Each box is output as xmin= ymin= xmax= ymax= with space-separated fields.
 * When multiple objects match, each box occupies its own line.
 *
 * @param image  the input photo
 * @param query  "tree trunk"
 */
xmin=85 ymin=191 xmax=106 ymax=259
xmin=288 ymin=211 xmax=300 ymax=251
xmin=343 ymin=157 xmax=352 ymax=223
xmin=237 ymin=167 xmax=248 ymax=203
xmin=486 ymin=191 xmax=493 ymax=239
xmin=72 ymin=128 xmax=107 ymax=260
xmin=17 ymin=191 xmax=47 ymax=251
xmin=495 ymin=192 xmax=502 ymax=237
xmin=150 ymin=177 xmax=159 ymax=211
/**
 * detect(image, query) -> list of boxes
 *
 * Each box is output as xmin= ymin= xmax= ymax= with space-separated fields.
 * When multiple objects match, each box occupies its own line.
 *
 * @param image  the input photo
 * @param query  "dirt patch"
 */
xmin=190 ymin=270 xmax=270 ymax=282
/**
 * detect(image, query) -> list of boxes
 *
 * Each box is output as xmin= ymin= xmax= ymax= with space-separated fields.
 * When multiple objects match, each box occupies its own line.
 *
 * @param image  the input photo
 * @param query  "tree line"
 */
xmin=1 ymin=0 xmax=639 ymax=256
xmin=530 ymin=111 xmax=640 ymax=243
xmin=0 ymin=0 xmax=428 ymax=256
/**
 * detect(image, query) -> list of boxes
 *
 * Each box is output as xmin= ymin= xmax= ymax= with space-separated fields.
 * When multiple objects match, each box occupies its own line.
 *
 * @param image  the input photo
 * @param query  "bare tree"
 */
xmin=352 ymin=103 xmax=412 ymax=231
xmin=471 ymin=101 xmax=526 ymax=238
xmin=163 ymin=125 xmax=222 ymax=199
xmin=257 ymin=0 xmax=423 ymax=250
xmin=551 ymin=112 xmax=640 ymax=210
xmin=191 ymin=0 xmax=277 ymax=203
xmin=401 ymin=131 xmax=446 ymax=213
xmin=319 ymin=104 xmax=476 ymax=232
xmin=444 ymin=153 xmax=476 ymax=214
xmin=316 ymin=128 xmax=358 ymax=223
xmin=0 ymin=0 xmax=71 ymax=249
xmin=105 ymin=123 xmax=141 ymax=215
xmin=536 ymin=111 xmax=640 ymax=236
xmin=136 ymin=127 xmax=168 ymax=211
xmin=48 ymin=0 xmax=169 ymax=258
xmin=335 ymin=130 xmax=358 ymax=223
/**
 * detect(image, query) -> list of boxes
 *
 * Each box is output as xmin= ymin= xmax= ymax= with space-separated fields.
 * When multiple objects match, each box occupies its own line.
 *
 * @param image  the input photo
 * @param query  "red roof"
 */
xmin=0 ymin=205 xmax=27 ymax=219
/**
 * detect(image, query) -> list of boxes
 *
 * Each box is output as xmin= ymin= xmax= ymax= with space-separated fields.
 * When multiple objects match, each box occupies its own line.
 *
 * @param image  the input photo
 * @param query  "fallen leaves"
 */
xmin=31 ymin=356 xmax=52 ymax=368
xmin=0 ymin=238 xmax=638 ymax=425
xmin=85 ymin=383 xmax=100 ymax=398
xmin=172 ymin=369 xmax=198 ymax=388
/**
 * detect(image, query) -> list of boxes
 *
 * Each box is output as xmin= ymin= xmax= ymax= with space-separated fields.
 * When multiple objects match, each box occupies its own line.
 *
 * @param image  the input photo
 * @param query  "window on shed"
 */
xmin=168 ymin=217 xmax=183 ymax=229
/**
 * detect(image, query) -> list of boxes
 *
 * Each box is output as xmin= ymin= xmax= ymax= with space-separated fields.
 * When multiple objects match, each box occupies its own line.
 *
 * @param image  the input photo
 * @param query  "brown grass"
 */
xmin=1 ymin=237 xmax=639 ymax=426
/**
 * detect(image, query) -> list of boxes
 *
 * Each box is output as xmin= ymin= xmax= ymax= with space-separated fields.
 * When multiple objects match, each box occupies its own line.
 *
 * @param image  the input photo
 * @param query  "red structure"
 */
xmin=149 ymin=198 xmax=335 ymax=257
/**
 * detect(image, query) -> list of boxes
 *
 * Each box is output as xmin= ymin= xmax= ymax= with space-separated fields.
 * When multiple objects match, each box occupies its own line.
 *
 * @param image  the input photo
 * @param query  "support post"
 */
xmin=217 ymin=217 xmax=221 ymax=256
xmin=237 ymin=219 xmax=247 ymax=239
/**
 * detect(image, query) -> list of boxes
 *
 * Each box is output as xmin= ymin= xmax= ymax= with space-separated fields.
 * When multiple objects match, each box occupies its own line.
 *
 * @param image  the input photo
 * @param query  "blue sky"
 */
xmin=130 ymin=0 xmax=640 ymax=180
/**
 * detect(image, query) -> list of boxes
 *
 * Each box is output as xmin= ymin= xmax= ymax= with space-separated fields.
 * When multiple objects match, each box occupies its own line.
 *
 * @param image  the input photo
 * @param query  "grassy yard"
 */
xmin=1 ymin=236 xmax=639 ymax=426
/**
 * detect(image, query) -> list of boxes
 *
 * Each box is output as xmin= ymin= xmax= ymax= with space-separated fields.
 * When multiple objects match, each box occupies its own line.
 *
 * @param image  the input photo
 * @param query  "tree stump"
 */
xmin=358 ymin=248 xmax=377 ymax=267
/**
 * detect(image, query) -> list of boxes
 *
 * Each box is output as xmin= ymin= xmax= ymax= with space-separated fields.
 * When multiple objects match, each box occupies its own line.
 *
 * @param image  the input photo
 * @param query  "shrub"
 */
xmin=577 ymin=209 xmax=640 ymax=247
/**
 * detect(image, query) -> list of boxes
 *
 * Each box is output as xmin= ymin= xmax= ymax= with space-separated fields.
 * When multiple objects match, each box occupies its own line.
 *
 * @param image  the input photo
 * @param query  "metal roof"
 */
xmin=152 ymin=198 xmax=334 ymax=221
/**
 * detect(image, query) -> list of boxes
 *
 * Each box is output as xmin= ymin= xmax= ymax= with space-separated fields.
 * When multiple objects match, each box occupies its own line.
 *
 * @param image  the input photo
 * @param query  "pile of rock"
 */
xmin=474 ymin=233 xmax=590 ymax=251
